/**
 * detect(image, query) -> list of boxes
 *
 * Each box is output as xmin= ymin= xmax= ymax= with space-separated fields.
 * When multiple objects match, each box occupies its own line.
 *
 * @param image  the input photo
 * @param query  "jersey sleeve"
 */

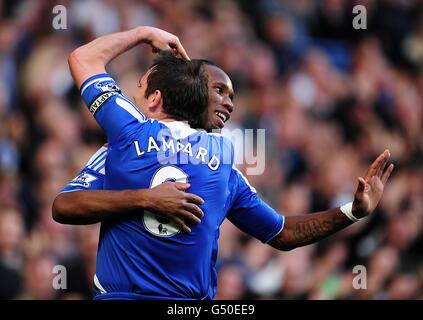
xmin=80 ymin=73 xmax=148 ymax=143
xmin=60 ymin=146 xmax=107 ymax=193
xmin=60 ymin=167 xmax=105 ymax=193
xmin=226 ymin=167 xmax=285 ymax=243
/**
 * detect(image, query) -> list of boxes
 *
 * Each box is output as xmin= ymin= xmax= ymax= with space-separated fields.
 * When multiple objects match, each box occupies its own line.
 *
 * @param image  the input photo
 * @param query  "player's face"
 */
xmin=133 ymin=68 xmax=154 ymax=116
xmin=200 ymin=65 xmax=234 ymax=132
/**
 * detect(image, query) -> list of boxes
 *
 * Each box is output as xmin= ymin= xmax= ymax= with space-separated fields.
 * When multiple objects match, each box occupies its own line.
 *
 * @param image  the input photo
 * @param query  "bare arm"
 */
xmin=68 ymin=26 xmax=189 ymax=88
xmin=270 ymin=150 xmax=394 ymax=251
xmin=53 ymin=189 xmax=147 ymax=225
xmin=52 ymin=183 xmax=204 ymax=233
xmin=269 ymin=208 xmax=352 ymax=251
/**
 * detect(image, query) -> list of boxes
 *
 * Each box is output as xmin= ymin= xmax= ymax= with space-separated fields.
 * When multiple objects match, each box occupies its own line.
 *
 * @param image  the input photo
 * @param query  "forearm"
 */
xmin=69 ymin=26 xmax=150 ymax=86
xmin=52 ymin=189 xmax=150 ymax=225
xmin=269 ymin=208 xmax=354 ymax=251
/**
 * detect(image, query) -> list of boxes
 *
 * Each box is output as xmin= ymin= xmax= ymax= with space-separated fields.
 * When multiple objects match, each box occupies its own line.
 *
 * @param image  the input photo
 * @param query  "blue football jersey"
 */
xmin=61 ymin=145 xmax=108 ymax=193
xmin=74 ymin=73 xmax=284 ymax=300
xmin=61 ymin=145 xmax=284 ymax=300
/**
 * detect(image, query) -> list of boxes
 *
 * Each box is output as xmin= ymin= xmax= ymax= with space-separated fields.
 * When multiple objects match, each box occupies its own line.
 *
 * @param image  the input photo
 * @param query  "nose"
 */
xmin=223 ymin=97 xmax=234 ymax=114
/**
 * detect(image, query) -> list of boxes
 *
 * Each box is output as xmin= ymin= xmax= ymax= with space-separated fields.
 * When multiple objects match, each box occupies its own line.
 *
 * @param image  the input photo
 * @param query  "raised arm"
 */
xmin=269 ymin=150 xmax=394 ymax=251
xmin=69 ymin=26 xmax=189 ymax=88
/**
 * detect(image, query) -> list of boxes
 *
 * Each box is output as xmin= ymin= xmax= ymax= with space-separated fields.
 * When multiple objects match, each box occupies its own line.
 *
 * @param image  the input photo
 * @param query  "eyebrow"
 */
xmin=215 ymin=82 xmax=234 ymax=95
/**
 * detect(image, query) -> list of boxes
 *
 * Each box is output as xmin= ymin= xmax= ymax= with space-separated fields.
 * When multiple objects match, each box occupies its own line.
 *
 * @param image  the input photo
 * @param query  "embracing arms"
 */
xmin=53 ymin=182 xmax=204 ymax=233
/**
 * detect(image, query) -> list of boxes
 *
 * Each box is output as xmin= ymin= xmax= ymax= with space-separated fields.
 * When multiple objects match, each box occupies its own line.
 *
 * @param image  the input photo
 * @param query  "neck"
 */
xmin=158 ymin=116 xmax=177 ymax=122
xmin=155 ymin=114 xmax=186 ymax=124
xmin=150 ymin=111 xmax=189 ymax=126
xmin=150 ymin=110 xmax=174 ymax=122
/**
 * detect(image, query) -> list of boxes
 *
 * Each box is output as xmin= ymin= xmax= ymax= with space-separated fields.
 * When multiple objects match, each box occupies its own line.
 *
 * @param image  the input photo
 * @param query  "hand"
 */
xmin=140 ymin=26 xmax=190 ymax=60
xmin=352 ymin=150 xmax=394 ymax=218
xmin=143 ymin=182 xmax=204 ymax=233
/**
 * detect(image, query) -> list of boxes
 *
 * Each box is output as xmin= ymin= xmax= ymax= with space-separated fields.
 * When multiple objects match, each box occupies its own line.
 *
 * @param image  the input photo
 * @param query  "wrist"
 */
xmin=351 ymin=202 xmax=366 ymax=219
xmin=125 ymin=189 xmax=151 ymax=211
xmin=340 ymin=202 xmax=363 ymax=223
xmin=136 ymin=26 xmax=152 ymax=43
xmin=138 ymin=189 xmax=154 ymax=211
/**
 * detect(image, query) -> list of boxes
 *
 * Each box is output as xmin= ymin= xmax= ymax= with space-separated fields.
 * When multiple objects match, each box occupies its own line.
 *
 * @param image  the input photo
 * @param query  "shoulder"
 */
xmin=80 ymin=73 xmax=148 ymax=123
xmin=80 ymin=74 xmax=121 ymax=96
xmin=85 ymin=145 xmax=108 ymax=170
xmin=207 ymin=131 xmax=234 ymax=148
xmin=60 ymin=167 xmax=104 ymax=193
xmin=230 ymin=166 xmax=257 ymax=193
xmin=158 ymin=121 xmax=200 ymax=139
xmin=210 ymin=133 xmax=234 ymax=163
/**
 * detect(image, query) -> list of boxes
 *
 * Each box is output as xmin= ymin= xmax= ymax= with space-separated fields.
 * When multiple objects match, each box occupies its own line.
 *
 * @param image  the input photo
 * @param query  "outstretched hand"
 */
xmin=141 ymin=26 xmax=190 ymax=60
xmin=352 ymin=150 xmax=394 ymax=219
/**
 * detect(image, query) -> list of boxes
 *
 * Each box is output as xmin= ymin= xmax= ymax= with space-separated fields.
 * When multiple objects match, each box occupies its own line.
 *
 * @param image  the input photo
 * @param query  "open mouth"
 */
xmin=215 ymin=111 xmax=229 ymax=123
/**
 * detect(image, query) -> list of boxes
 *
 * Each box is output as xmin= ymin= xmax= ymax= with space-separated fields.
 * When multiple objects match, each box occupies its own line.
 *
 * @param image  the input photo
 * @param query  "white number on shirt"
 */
xmin=142 ymin=165 xmax=189 ymax=237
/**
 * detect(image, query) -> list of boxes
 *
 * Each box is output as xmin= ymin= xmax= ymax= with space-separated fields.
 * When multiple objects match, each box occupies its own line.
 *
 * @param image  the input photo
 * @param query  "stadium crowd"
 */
xmin=0 ymin=0 xmax=422 ymax=299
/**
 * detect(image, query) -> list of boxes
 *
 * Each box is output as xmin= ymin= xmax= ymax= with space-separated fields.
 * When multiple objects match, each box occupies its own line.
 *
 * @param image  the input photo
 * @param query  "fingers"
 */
xmin=170 ymin=38 xmax=190 ymax=60
xmin=376 ymin=152 xmax=390 ymax=178
xmin=356 ymin=177 xmax=366 ymax=193
xmin=381 ymin=163 xmax=394 ymax=184
xmin=174 ymin=183 xmax=191 ymax=191
xmin=146 ymin=27 xmax=189 ymax=59
xmin=174 ymin=182 xmax=205 ymax=206
xmin=151 ymin=44 xmax=172 ymax=54
xmin=178 ymin=209 xmax=201 ymax=225
xmin=151 ymin=40 xmax=190 ymax=60
xmin=172 ymin=206 xmax=203 ymax=233
xmin=365 ymin=150 xmax=390 ymax=181
xmin=184 ymin=193 xmax=205 ymax=206
xmin=172 ymin=216 xmax=191 ymax=233
xmin=183 ymin=202 xmax=204 ymax=219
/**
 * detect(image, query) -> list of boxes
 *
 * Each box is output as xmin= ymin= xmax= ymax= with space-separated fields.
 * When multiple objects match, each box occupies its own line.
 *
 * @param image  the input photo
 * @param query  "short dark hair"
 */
xmin=145 ymin=51 xmax=208 ymax=126
xmin=193 ymin=59 xmax=220 ymax=69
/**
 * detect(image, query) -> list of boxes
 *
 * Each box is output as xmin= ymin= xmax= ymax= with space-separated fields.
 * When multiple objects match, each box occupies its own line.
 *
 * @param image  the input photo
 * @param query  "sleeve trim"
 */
xmin=265 ymin=215 xmax=285 ymax=244
xmin=59 ymin=189 xmax=84 ymax=194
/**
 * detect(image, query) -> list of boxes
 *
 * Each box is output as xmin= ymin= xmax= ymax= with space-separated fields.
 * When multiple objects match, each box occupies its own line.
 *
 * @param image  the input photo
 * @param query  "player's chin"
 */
xmin=212 ymin=116 xmax=225 ymax=130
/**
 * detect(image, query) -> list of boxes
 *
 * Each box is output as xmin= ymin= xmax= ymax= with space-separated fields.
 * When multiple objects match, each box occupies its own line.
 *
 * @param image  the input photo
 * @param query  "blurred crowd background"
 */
xmin=1 ymin=0 xmax=423 ymax=300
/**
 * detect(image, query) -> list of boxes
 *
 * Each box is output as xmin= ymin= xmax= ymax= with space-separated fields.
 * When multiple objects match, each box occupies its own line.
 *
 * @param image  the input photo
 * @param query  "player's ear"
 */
xmin=148 ymin=90 xmax=163 ymax=110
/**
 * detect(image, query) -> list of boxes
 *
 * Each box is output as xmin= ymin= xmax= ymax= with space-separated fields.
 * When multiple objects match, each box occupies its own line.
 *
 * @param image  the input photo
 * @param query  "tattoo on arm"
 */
xmin=271 ymin=208 xmax=353 ymax=250
xmin=293 ymin=216 xmax=340 ymax=246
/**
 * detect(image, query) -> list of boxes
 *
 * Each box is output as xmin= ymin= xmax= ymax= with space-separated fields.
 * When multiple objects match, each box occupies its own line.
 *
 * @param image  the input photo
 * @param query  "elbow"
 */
xmin=278 ymin=243 xmax=296 ymax=252
xmin=52 ymin=194 xmax=68 ymax=224
xmin=68 ymin=49 xmax=81 ymax=81
xmin=68 ymin=45 xmax=93 ymax=72
xmin=68 ymin=47 xmax=104 ymax=87
xmin=269 ymin=230 xmax=297 ymax=251
xmin=274 ymin=240 xmax=296 ymax=251
xmin=68 ymin=47 xmax=85 ymax=72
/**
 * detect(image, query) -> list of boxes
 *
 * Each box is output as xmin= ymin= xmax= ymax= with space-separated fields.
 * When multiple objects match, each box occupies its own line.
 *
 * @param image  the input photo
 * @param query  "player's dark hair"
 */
xmin=145 ymin=51 xmax=208 ymax=126
xmin=194 ymin=59 xmax=220 ymax=69
xmin=187 ymin=59 xmax=223 ymax=129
